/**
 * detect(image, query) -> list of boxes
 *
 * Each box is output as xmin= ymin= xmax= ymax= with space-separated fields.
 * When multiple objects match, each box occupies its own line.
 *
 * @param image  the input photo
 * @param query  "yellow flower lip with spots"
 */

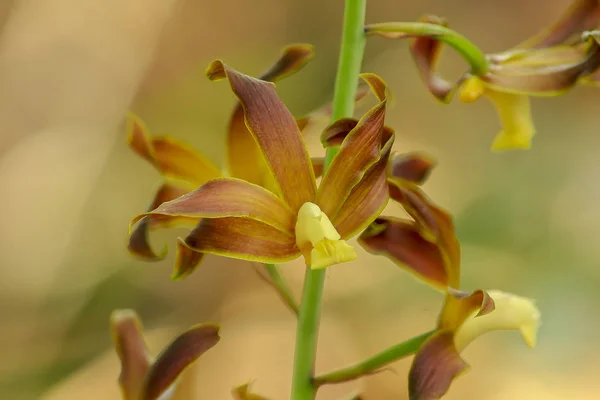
xmin=295 ymin=202 xmax=357 ymax=269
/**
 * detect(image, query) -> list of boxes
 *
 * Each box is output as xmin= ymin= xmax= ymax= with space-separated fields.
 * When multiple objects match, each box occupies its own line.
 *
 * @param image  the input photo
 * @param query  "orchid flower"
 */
xmin=110 ymin=309 xmax=219 ymax=400
xmin=359 ymin=170 xmax=540 ymax=400
xmin=126 ymin=44 xmax=324 ymax=261
xmin=129 ymin=61 xmax=394 ymax=277
xmin=366 ymin=0 xmax=600 ymax=150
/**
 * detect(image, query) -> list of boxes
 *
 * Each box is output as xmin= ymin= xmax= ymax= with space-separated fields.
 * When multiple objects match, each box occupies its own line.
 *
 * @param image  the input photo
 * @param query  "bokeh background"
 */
xmin=1 ymin=0 xmax=598 ymax=399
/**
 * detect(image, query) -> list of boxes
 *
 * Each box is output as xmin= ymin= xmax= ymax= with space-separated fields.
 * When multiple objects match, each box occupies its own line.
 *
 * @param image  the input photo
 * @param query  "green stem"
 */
xmin=263 ymin=263 xmax=299 ymax=315
xmin=314 ymin=330 xmax=435 ymax=385
xmin=366 ymin=22 xmax=489 ymax=75
xmin=291 ymin=1 xmax=367 ymax=399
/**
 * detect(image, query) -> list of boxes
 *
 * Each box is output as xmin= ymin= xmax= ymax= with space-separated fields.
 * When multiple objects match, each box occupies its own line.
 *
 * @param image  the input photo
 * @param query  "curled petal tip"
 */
xmin=206 ymin=59 xmax=226 ymax=80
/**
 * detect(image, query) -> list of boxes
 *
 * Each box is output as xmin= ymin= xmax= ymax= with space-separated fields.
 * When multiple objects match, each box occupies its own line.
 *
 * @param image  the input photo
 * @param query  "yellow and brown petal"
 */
xmin=226 ymin=44 xmax=315 ymax=185
xmin=368 ymin=1 xmax=600 ymax=150
xmin=110 ymin=309 xmax=220 ymax=400
xmin=359 ymin=179 xmax=460 ymax=291
xmin=131 ymin=59 xmax=395 ymax=273
xmin=408 ymin=290 xmax=540 ymax=400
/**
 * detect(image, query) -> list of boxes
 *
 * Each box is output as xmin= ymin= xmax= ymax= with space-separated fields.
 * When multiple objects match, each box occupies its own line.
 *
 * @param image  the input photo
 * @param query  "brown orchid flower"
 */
xmin=359 ymin=174 xmax=540 ymax=400
xmin=127 ymin=44 xmax=320 ymax=261
xmin=129 ymin=60 xmax=394 ymax=277
xmin=110 ymin=309 xmax=220 ymax=400
xmin=367 ymin=0 xmax=600 ymax=151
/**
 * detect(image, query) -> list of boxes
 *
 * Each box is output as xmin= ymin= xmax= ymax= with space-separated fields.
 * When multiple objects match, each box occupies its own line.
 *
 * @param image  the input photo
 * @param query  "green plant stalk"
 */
xmin=263 ymin=263 xmax=299 ymax=315
xmin=366 ymin=22 xmax=489 ymax=75
xmin=314 ymin=330 xmax=435 ymax=385
xmin=291 ymin=0 xmax=367 ymax=399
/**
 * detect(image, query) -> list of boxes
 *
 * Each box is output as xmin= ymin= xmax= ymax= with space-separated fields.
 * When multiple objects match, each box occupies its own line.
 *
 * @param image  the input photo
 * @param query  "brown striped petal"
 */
xmin=388 ymin=181 xmax=460 ymax=287
xmin=482 ymin=32 xmax=600 ymax=94
xmin=139 ymin=324 xmax=220 ymax=400
xmin=333 ymin=126 xmax=394 ymax=239
xmin=132 ymin=178 xmax=295 ymax=233
xmin=127 ymin=113 xmax=221 ymax=186
xmin=208 ymin=61 xmax=316 ymax=212
xmin=128 ymin=183 xmax=192 ymax=261
xmin=388 ymin=152 xmax=437 ymax=185
xmin=515 ymin=0 xmax=600 ymax=49
xmin=408 ymin=331 xmax=468 ymax=400
xmin=174 ymin=217 xmax=300 ymax=278
xmin=226 ymin=44 xmax=314 ymax=185
xmin=358 ymin=217 xmax=450 ymax=291
xmin=315 ymin=73 xmax=389 ymax=220
xmin=409 ymin=15 xmax=457 ymax=102
xmin=110 ymin=310 xmax=152 ymax=400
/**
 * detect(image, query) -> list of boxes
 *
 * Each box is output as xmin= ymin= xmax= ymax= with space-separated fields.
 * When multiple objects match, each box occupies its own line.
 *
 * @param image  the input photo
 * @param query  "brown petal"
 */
xmin=232 ymin=383 xmax=270 ymax=400
xmin=516 ymin=0 xmax=600 ymax=49
xmin=408 ymin=331 xmax=468 ymax=400
xmin=409 ymin=15 xmax=456 ymax=102
xmin=358 ymin=217 xmax=449 ymax=291
xmin=128 ymin=183 xmax=191 ymax=261
xmin=208 ymin=61 xmax=316 ymax=212
xmin=226 ymin=45 xmax=314 ymax=185
xmin=388 ymin=181 xmax=460 ymax=287
xmin=174 ymin=217 xmax=300 ymax=279
xmin=132 ymin=178 xmax=295 ymax=233
xmin=438 ymin=289 xmax=495 ymax=331
xmin=316 ymin=73 xmax=389 ymax=220
xmin=127 ymin=114 xmax=221 ymax=186
xmin=139 ymin=324 xmax=220 ymax=400
xmin=110 ymin=309 xmax=152 ymax=400
xmin=482 ymin=32 xmax=600 ymax=94
xmin=320 ymin=118 xmax=359 ymax=147
xmin=388 ymin=152 xmax=437 ymax=185
xmin=333 ymin=126 xmax=394 ymax=239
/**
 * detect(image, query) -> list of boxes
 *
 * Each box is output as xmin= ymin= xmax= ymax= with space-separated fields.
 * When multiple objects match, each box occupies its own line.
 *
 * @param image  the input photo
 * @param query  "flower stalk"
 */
xmin=291 ymin=0 xmax=367 ymax=398
xmin=315 ymin=330 xmax=435 ymax=386
xmin=365 ymin=22 xmax=489 ymax=75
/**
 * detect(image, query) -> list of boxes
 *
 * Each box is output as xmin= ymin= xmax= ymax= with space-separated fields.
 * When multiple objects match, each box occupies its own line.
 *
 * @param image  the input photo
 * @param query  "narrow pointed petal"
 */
xmin=110 ymin=309 xmax=152 ymax=400
xmin=388 ymin=152 xmax=437 ymax=185
xmin=173 ymin=241 xmax=205 ymax=280
xmin=232 ymin=383 xmax=270 ymax=400
xmin=409 ymin=15 xmax=456 ymax=102
xmin=139 ymin=324 xmax=220 ymax=400
xmin=388 ymin=181 xmax=460 ymax=287
xmin=208 ymin=61 xmax=316 ymax=212
xmin=334 ymin=126 xmax=394 ymax=239
xmin=454 ymin=290 xmax=541 ymax=351
xmin=259 ymin=44 xmax=315 ymax=82
xmin=516 ymin=0 xmax=600 ymax=49
xmin=127 ymin=114 xmax=221 ymax=186
xmin=409 ymin=331 xmax=469 ymax=400
xmin=438 ymin=289 xmax=495 ymax=331
xmin=316 ymin=73 xmax=389 ymax=220
xmin=128 ymin=183 xmax=191 ymax=261
xmin=226 ymin=44 xmax=314 ymax=185
xmin=483 ymin=33 xmax=600 ymax=95
xmin=131 ymin=178 xmax=296 ymax=234
xmin=178 ymin=217 xmax=300 ymax=270
xmin=358 ymin=217 xmax=450 ymax=291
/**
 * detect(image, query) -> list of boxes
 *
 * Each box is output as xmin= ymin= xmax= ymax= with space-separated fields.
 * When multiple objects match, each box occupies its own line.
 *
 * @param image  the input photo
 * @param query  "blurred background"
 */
xmin=1 ymin=0 xmax=598 ymax=399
